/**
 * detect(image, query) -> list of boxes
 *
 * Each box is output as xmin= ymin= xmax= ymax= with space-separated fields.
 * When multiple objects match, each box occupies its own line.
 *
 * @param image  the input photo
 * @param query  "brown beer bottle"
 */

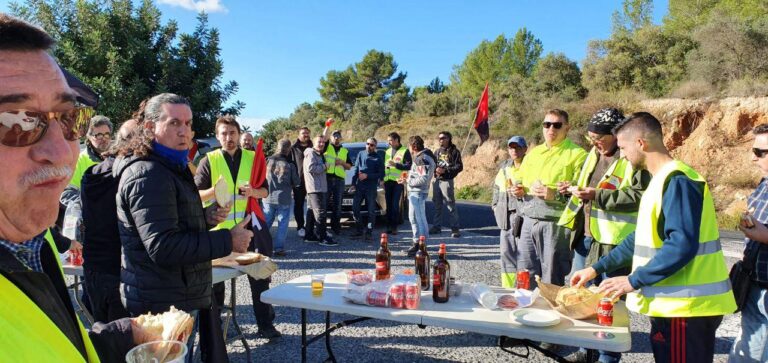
xmin=414 ymin=236 xmax=430 ymax=290
xmin=375 ymin=233 xmax=391 ymax=280
xmin=432 ymin=243 xmax=450 ymax=303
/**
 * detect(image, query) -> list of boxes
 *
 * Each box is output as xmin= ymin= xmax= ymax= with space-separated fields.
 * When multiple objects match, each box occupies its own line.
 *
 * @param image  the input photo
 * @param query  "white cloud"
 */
xmin=157 ymin=0 xmax=227 ymax=13
xmin=238 ymin=116 xmax=271 ymax=133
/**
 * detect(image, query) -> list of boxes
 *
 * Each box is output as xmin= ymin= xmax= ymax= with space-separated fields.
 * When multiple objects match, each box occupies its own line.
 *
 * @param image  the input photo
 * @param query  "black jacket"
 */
xmin=80 ymin=157 xmax=124 ymax=276
xmin=288 ymin=139 xmax=312 ymax=188
xmin=115 ymin=152 xmax=232 ymax=315
xmin=434 ymin=144 xmax=463 ymax=180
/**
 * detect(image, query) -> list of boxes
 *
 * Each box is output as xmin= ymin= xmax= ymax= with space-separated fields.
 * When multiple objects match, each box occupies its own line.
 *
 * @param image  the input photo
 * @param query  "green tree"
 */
xmin=532 ymin=53 xmax=585 ymax=100
xmin=427 ymin=77 xmax=445 ymax=94
xmin=612 ymin=0 xmax=653 ymax=33
xmin=11 ymin=0 xmax=243 ymax=136
xmin=451 ymin=29 xmax=542 ymax=97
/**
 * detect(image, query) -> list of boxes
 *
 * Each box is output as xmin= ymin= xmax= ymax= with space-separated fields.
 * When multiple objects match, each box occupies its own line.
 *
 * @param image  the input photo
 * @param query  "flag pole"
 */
xmin=460 ymin=103 xmax=475 ymax=156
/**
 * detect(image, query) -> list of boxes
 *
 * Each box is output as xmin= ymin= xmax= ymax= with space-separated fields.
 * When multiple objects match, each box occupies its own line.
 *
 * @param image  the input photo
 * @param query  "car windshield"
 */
xmin=346 ymin=144 xmax=386 ymax=161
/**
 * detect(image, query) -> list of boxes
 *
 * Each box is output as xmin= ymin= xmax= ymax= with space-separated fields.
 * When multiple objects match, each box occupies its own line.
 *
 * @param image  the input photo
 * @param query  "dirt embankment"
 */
xmin=452 ymin=97 xmax=768 ymax=215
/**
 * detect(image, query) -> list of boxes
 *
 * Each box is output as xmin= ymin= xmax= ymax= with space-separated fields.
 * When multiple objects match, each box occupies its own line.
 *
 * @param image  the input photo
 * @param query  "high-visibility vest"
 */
xmin=0 ymin=232 xmax=100 ymax=362
xmin=70 ymin=149 xmax=99 ymax=188
xmin=324 ymin=144 xmax=348 ymax=179
xmin=558 ymin=147 xmax=637 ymax=245
xmin=208 ymin=149 xmax=255 ymax=230
xmin=493 ymin=161 xmax=523 ymax=190
xmin=384 ymin=146 xmax=407 ymax=182
xmin=518 ymin=138 xmax=587 ymax=189
xmin=627 ymin=160 xmax=736 ymax=317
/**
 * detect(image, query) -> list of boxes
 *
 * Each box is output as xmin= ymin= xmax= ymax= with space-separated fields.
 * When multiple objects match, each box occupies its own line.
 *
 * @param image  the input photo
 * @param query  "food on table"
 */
xmin=235 ymin=252 xmax=263 ymax=265
xmin=135 ymin=306 xmax=194 ymax=343
xmin=497 ymin=294 xmax=519 ymax=310
xmin=556 ymin=286 xmax=595 ymax=306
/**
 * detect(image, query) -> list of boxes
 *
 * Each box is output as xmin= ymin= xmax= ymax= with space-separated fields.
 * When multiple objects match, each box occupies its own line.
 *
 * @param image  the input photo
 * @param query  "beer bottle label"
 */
xmin=376 ymin=261 xmax=387 ymax=271
xmin=432 ymin=274 xmax=441 ymax=287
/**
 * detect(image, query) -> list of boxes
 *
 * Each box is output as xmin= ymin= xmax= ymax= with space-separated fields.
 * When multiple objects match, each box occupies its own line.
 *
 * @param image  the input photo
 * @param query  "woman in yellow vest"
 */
xmin=571 ymin=112 xmax=736 ymax=363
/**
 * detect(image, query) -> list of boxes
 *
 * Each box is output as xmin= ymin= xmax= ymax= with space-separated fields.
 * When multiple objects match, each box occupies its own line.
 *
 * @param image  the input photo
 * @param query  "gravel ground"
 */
xmin=66 ymin=221 xmax=744 ymax=362
xmin=215 ymin=222 xmax=744 ymax=363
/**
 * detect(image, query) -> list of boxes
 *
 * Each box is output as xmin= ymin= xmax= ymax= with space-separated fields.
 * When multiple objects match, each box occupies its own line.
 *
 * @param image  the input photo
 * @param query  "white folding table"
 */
xmin=262 ymin=270 xmax=632 ymax=363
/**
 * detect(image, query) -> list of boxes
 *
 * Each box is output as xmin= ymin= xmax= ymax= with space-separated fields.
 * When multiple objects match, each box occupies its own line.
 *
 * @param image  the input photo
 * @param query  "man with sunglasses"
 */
xmin=431 ymin=131 xmax=464 ymax=238
xmin=351 ymin=137 xmax=384 ymax=241
xmin=572 ymin=112 xmax=735 ymax=363
xmin=557 ymin=108 xmax=650 ymax=363
xmin=730 ymin=124 xmax=768 ymax=362
xmin=0 ymin=14 xmax=165 ymax=361
xmin=512 ymin=109 xmax=587 ymax=290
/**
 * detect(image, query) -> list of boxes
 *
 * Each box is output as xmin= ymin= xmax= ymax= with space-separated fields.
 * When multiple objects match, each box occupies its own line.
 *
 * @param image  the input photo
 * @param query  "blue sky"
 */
xmin=1 ymin=0 xmax=668 ymax=131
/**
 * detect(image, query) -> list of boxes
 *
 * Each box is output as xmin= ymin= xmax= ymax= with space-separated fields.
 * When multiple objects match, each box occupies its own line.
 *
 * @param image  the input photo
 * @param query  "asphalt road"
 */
xmin=68 ymin=201 xmax=747 ymax=362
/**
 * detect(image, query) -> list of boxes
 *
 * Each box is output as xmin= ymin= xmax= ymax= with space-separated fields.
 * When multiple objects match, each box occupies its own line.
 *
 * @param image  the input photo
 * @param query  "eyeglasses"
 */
xmin=90 ymin=132 xmax=111 ymax=140
xmin=585 ymin=134 xmax=610 ymax=144
xmin=542 ymin=122 xmax=564 ymax=129
xmin=0 ymin=107 xmax=93 ymax=147
xmin=366 ymin=143 xmax=376 ymax=147
xmin=754 ymin=148 xmax=768 ymax=158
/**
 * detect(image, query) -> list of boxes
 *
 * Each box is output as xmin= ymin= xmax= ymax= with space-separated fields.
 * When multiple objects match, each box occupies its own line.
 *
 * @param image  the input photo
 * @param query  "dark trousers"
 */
xmin=353 ymin=186 xmax=377 ymax=230
xmin=84 ymin=269 xmax=129 ymax=323
xmin=305 ymin=192 xmax=328 ymax=240
xmin=649 ymin=315 xmax=723 ymax=363
xmin=326 ymin=176 xmax=345 ymax=232
xmin=384 ymin=181 xmax=403 ymax=229
xmin=293 ymin=185 xmax=307 ymax=230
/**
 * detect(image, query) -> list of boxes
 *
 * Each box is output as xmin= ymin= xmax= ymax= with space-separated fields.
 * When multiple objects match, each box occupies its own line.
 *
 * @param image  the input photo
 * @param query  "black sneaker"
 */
xmin=405 ymin=243 xmax=419 ymax=257
xmin=319 ymin=237 xmax=338 ymax=246
xmin=429 ymin=226 xmax=441 ymax=234
xmin=304 ymin=235 xmax=319 ymax=243
xmin=256 ymin=325 xmax=282 ymax=339
xmin=451 ymin=228 xmax=461 ymax=238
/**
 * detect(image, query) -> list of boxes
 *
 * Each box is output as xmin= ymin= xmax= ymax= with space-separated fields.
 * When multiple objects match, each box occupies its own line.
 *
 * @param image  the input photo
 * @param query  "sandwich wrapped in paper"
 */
xmin=535 ymin=276 xmax=604 ymax=320
xmin=135 ymin=306 xmax=194 ymax=344
xmin=213 ymin=176 xmax=230 ymax=208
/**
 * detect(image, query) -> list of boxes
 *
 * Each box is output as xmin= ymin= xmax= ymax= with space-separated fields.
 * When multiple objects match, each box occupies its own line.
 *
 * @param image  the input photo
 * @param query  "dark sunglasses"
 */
xmin=0 ymin=107 xmax=93 ymax=147
xmin=366 ymin=143 xmax=376 ymax=146
xmin=754 ymin=148 xmax=768 ymax=158
xmin=542 ymin=121 xmax=564 ymax=129
xmin=438 ymin=136 xmax=448 ymax=140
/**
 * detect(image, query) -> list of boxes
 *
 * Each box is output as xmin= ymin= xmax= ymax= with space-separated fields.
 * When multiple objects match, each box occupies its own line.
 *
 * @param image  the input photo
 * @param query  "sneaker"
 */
xmin=564 ymin=350 xmax=589 ymax=363
xmin=297 ymin=228 xmax=306 ymax=238
xmin=274 ymin=250 xmax=287 ymax=257
xmin=319 ymin=237 xmax=338 ymax=246
xmin=256 ymin=325 xmax=282 ymax=339
xmin=451 ymin=228 xmax=461 ymax=238
xmin=429 ymin=226 xmax=441 ymax=234
xmin=304 ymin=235 xmax=319 ymax=243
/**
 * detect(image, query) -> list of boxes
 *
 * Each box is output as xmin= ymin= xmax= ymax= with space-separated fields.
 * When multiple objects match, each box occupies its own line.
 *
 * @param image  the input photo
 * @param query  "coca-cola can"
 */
xmin=366 ymin=290 xmax=390 ymax=307
xmin=516 ymin=269 xmax=530 ymax=290
xmin=390 ymin=283 xmax=405 ymax=309
xmin=405 ymin=283 xmax=420 ymax=310
xmin=597 ymin=298 xmax=614 ymax=326
xmin=71 ymin=250 xmax=83 ymax=266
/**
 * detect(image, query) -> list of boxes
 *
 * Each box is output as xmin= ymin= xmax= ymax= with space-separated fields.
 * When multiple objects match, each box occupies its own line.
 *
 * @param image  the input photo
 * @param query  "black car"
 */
xmin=338 ymin=142 xmax=408 ymax=224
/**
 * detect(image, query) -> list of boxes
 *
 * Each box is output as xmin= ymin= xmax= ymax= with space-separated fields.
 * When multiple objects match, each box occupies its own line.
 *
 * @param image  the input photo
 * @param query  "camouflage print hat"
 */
xmin=588 ymin=108 xmax=624 ymax=135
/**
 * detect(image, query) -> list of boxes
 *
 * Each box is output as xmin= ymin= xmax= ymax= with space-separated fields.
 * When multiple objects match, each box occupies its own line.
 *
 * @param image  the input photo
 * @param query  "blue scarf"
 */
xmin=152 ymin=141 xmax=189 ymax=168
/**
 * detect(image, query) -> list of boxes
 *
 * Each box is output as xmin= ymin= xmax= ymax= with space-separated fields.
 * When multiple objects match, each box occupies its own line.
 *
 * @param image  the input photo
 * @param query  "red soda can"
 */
xmin=597 ymin=298 xmax=614 ymax=326
xmin=366 ymin=290 xmax=390 ymax=307
xmin=405 ymin=282 xmax=420 ymax=310
xmin=71 ymin=250 xmax=83 ymax=266
xmin=516 ymin=269 xmax=530 ymax=290
xmin=389 ymin=283 xmax=405 ymax=309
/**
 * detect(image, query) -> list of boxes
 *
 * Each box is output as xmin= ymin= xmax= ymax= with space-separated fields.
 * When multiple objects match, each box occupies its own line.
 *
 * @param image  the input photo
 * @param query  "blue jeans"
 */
xmin=263 ymin=203 xmax=291 ymax=251
xmin=730 ymin=285 xmax=768 ymax=362
xmin=571 ymin=235 xmax=593 ymax=274
xmin=408 ymin=192 xmax=429 ymax=242
xmin=353 ymin=186 xmax=377 ymax=229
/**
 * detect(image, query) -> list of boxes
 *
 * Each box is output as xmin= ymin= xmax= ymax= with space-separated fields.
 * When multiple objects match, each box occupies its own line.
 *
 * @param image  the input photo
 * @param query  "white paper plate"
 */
xmin=511 ymin=308 xmax=561 ymax=327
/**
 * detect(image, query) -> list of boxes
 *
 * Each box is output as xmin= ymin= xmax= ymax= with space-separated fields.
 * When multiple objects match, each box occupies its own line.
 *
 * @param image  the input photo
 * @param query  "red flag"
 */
xmin=473 ymin=83 xmax=490 ymax=144
xmin=187 ymin=141 xmax=199 ymax=162
xmin=246 ymin=138 xmax=267 ymax=229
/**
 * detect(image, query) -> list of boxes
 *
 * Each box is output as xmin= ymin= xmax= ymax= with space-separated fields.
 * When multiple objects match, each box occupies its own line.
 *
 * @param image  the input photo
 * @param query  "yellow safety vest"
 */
xmin=0 ymin=231 xmax=100 ymax=362
xmin=384 ymin=146 xmax=408 ymax=182
xmin=518 ymin=138 xmax=587 ymax=190
xmin=558 ymin=147 xmax=637 ymax=245
xmin=208 ymin=149 xmax=255 ymax=230
xmin=493 ymin=161 xmax=523 ymax=190
xmin=626 ymin=160 xmax=736 ymax=317
xmin=70 ymin=149 xmax=99 ymax=189
xmin=324 ymin=144 xmax=348 ymax=179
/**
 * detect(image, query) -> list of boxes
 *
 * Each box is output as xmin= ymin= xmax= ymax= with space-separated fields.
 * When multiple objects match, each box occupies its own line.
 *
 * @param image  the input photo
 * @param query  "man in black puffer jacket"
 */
xmin=115 ymin=93 xmax=252 ymax=361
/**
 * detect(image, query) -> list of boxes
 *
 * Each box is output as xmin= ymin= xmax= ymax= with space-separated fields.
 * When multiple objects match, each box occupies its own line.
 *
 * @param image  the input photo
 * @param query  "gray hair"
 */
xmin=367 ymin=137 xmax=377 ymax=144
xmin=143 ymin=93 xmax=190 ymax=123
xmin=276 ymin=138 xmax=292 ymax=156
xmin=88 ymin=115 xmax=113 ymax=134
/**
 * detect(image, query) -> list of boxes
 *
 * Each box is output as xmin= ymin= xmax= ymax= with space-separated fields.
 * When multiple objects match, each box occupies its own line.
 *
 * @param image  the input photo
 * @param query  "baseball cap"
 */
xmin=507 ymin=136 xmax=527 ymax=148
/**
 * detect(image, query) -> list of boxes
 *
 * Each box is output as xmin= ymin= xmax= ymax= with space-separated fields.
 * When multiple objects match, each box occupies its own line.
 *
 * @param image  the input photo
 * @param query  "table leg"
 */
xmin=585 ymin=349 xmax=597 ymax=362
xmin=227 ymin=277 xmax=251 ymax=362
xmin=301 ymin=309 xmax=307 ymax=363
xmin=324 ymin=311 xmax=337 ymax=363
